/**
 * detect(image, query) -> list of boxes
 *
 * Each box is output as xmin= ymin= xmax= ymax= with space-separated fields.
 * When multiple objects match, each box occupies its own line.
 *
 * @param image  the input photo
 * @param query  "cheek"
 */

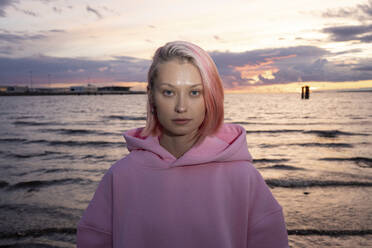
xmin=193 ymin=99 xmax=206 ymax=119
xmin=154 ymin=97 xmax=173 ymax=120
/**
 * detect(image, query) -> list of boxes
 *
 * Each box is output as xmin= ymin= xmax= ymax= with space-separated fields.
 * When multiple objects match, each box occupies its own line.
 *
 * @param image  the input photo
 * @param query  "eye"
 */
xmin=190 ymin=90 xmax=201 ymax=96
xmin=162 ymin=90 xmax=174 ymax=96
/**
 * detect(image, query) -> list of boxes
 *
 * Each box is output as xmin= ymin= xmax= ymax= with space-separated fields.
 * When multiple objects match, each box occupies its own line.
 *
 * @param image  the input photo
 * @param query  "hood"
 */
xmin=123 ymin=123 xmax=252 ymax=167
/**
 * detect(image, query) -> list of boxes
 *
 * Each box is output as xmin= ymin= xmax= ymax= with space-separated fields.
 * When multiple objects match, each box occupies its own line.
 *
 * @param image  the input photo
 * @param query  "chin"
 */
xmin=167 ymin=128 xmax=194 ymax=137
xmin=162 ymin=125 xmax=198 ymax=137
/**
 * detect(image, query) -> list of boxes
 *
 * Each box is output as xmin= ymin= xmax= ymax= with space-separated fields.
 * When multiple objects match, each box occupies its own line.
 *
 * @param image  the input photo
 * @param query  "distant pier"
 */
xmin=0 ymin=91 xmax=146 ymax=96
xmin=0 ymin=84 xmax=146 ymax=96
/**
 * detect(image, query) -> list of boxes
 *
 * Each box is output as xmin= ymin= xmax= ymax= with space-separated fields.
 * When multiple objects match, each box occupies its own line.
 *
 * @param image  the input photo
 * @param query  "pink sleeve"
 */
xmin=246 ymin=166 xmax=289 ymax=248
xmin=77 ymin=170 xmax=113 ymax=248
xmin=246 ymin=209 xmax=289 ymax=248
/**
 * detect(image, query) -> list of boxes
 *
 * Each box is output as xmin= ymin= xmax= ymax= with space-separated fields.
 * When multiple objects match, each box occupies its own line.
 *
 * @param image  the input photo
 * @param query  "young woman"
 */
xmin=77 ymin=41 xmax=289 ymax=248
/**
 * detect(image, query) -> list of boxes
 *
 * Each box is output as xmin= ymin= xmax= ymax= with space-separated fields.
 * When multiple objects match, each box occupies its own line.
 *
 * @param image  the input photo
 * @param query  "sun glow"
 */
xmin=225 ymin=80 xmax=372 ymax=93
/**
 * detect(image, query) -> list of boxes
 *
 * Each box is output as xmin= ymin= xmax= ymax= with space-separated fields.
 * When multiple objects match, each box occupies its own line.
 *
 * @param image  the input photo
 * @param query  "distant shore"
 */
xmin=0 ymin=91 xmax=146 ymax=96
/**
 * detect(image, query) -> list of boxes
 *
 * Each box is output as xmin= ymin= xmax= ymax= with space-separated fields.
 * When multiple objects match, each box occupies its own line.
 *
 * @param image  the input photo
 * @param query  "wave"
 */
xmin=246 ymin=129 xmax=302 ymax=134
xmin=104 ymin=115 xmax=146 ymax=121
xmin=41 ymin=154 xmax=76 ymax=161
xmin=24 ymin=139 xmax=125 ymax=148
xmin=0 ymin=203 xmax=81 ymax=221
xmin=10 ymin=115 xmax=45 ymax=120
xmin=259 ymin=164 xmax=304 ymax=170
xmin=261 ymin=142 xmax=353 ymax=148
xmin=1 ymin=227 xmax=370 ymax=240
xmin=7 ymin=178 xmax=94 ymax=191
xmin=294 ymin=142 xmax=353 ymax=148
xmin=232 ymin=120 xmax=372 ymax=127
xmin=8 ymin=152 xmax=108 ymax=162
xmin=81 ymin=154 xmax=107 ymax=159
xmin=232 ymin=121 xmax=346 ymax=126
xmin=15 ymin=168 xmax=106 ymax=176
xmin=40 ymin=168 xmax=105 ymax=174
xmin=288 ymin=229 xmax=372 ymax=236
xmin=42 ymin=168 xmax=74 ymax=174
xmin=253 ymin=158 xmax=290 ymax=163
xmin=0 ymin=181 xmax=9 ymax=188
xmin=0 ymin=227 xmax=76 ymax=239
xmin=12 ymin=121 xmax=61 ymax=126
xmin=265 ymin=179 xmax=372 ymax=188
xmin=6 ymin=151 xmax=63 ymax=159
xmin=245 ymin=128 xmax=368 ymax=138
xmin=319 ymin=157 xmax=372 ymax=168
xmin=42 ymin=154 xmax=110 ymax=162
xmin=259 ymin=144 xmax=281 ymax=148
xmin=43 ymin=128 xmax=97 ymax=135
xmin=0 ymin=138 xmax=28 ymax=143
xmin=41 ymin=128 xmax=117 ymax=136
xmin=0 ymin=243 xmax=64 ymax=247
xmin=303 ymin=130 xmax=368 ymax=138
xmin=232 ymin=121 xmax=288 ymax=125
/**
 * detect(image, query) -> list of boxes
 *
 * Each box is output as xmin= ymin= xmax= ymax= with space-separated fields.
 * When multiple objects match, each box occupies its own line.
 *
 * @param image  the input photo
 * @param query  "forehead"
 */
xmin=155 ymin=59 xmax=202 ymax=86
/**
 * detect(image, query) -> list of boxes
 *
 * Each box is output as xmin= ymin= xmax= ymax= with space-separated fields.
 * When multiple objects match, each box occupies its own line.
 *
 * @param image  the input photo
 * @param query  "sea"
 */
xmin=0 ymin=92 xmax=371 ymax=248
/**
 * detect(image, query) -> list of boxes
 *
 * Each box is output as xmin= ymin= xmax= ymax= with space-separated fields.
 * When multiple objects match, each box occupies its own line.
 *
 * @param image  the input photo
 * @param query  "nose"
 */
xmin=175 ymin=94 xmax=187 ymax=113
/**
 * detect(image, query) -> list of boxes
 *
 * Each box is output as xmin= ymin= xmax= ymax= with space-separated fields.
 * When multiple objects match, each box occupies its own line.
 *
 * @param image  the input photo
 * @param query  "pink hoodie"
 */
xmin=77 ymin=123 xmax=289 ymax=248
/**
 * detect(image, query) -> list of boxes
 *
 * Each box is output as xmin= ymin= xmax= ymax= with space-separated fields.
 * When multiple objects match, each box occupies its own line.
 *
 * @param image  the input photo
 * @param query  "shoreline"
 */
xmin=0 ymin=91 xmax=146 ymax=96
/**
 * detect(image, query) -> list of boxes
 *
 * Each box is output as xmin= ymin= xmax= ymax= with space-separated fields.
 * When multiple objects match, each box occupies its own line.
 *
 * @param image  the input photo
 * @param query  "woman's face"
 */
xmin=152 ymin=59 xmax=206 ymax=137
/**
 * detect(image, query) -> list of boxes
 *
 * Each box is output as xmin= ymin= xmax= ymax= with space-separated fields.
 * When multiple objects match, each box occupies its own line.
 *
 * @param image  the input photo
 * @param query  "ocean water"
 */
xmin=0 ymin=92 xmax=371 ymax=247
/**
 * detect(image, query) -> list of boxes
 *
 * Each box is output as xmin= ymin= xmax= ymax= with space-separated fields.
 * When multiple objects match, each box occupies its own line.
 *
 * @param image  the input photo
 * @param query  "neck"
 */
xmin=159 ymin=131 xmax=198 ymax=159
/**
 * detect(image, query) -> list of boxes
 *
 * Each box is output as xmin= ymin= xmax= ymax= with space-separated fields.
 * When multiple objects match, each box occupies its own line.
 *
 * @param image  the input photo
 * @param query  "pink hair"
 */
xmin=141 ymin=41 xmax=224 ymax=142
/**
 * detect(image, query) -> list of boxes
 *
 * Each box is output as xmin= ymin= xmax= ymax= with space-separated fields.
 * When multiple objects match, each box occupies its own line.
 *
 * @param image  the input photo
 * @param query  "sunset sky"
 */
xmin=1 ymin=0 xmax=372 ymax=92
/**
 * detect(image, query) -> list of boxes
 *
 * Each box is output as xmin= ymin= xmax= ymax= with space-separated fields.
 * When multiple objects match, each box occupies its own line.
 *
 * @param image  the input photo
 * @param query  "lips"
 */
xmin=172 ymin=118 xmax=192 ymax=125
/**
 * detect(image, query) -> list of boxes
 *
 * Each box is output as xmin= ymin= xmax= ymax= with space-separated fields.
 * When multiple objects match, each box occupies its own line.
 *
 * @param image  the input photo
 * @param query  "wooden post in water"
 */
xmin=301 ymin=85 xmax=310 ymax=99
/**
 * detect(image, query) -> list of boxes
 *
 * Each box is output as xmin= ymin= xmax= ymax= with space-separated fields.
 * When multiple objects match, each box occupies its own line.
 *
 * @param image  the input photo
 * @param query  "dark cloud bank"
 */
xmin=1 ymin=46 xmax=371 ymax=88
xmin=0 ymin=55 xmax=150 ymax=85
xmin=0 ymin=0 xmax=17 ymax=17
xmin=322 ymin=0 xmax=372 ymax=43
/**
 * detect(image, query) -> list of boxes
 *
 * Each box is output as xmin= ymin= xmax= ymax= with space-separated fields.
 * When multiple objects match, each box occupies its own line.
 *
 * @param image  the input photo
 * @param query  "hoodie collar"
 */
xmin=123 ymin=123 xmax=252 ymax=167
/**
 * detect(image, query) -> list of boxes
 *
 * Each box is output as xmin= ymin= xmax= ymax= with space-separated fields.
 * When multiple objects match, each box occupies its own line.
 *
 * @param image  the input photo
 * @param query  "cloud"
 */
xmin=19 ymin=8 xmax=37 ymax=17
xmin=333 ymin=48 xmax=363 ymax=56
xmin=37 ymin=0 xmax=54 ymax=3
xmin=210 ymin=46 xmax=372 ymax=88
xmin=102 ymin=5 xmax=120 ymax=16
xmin=0 ymin=45 xmax=13 ymax=55
xmin=53 ymin=6 xmax=62 ymax=14
xmin=322 ymin=0 xmax=372 ymax=21
xmin=320 ymin=1 xmax=372 ymax=44
xmin=0 ymin=32 xmax=47 ymax=43
xmin=86 ymin=5 xmax=102 ymax=19
xmin=48 ymin=29 xmax=65 ymax=33
xmin=0 ymin=0 xmax=18 ymax=17
xmin=352 ymin=64 xmax=372 ymax=71
xmin=0 ymin=29 xmax=65 ymax=57
xmin=0 ymin=55 xmax=151 ymax=85
xmin=323 ymin=24 xmax=372 ymax=43
xmin=7 ymin=3 xmax=39 ymax=17
xmin=210 ymin=46 xmax=326 ymax=87
xmin=1 ymin=46 xmax=371 ymax=89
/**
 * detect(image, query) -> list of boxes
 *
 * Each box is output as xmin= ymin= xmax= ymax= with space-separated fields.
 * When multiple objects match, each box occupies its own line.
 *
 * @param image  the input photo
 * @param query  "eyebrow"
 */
xmin=158 ymin=83 xmax=203 ymax=88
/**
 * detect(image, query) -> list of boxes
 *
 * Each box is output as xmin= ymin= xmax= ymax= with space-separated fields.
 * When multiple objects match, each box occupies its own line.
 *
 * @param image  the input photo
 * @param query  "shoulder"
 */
xmin=223 ymin=160 xmax=282 ymax=213
xmin=108 ymin=153 xmax=136 ymax=172
xmin=223 ymin=160 xmax=267 ymax=188
xmin=106 ymin=149 xmax=152 ymax=177
xmin=214 ymin=123 xmax=246 ymax=143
